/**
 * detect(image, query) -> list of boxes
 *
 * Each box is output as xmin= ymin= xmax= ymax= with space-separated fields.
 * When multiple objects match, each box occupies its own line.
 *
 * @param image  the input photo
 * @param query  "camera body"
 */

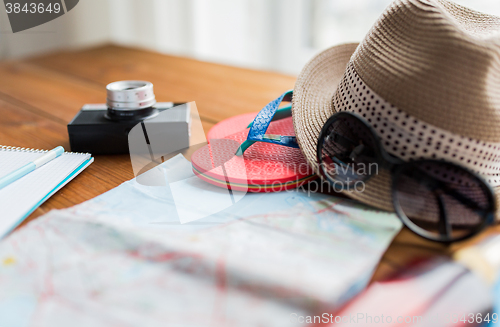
xmin=67 ymin=81 xmax=190 ymax=155
xmin=68 ymin=103 xmax=190 ymax=155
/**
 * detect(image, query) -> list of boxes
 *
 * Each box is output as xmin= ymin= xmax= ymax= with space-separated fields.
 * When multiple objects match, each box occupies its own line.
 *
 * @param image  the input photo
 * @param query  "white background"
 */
xmin=1 ymin=0 xmax=500 ymax=75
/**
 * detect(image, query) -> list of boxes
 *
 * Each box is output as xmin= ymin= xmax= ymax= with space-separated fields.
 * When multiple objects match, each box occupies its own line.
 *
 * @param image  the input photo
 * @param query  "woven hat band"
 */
xmin=334 ymin=62 xmax=500 ymax=187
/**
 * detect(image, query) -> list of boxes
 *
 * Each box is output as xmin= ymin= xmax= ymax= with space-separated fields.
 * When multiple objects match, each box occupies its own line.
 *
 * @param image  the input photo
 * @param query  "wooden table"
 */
xmin=0 ymin=45 xmax=484 ymax=282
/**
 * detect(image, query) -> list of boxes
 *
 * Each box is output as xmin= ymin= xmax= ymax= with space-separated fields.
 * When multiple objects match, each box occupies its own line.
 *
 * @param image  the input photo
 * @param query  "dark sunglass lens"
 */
xmin=393 ymin=161 xmax=493 ymax=242
xmin=318 ymin=114 xmax=380 ymax=190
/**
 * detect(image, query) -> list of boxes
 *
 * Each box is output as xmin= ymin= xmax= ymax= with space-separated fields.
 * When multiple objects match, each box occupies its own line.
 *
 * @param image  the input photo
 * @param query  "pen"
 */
xmin=0 ymin=146 xmax=65 ymax=190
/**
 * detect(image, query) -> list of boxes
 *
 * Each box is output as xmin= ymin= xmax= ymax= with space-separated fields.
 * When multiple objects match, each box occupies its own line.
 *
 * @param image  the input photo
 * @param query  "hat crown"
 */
xmin=351 ymin=0 xmax=500 ymax=142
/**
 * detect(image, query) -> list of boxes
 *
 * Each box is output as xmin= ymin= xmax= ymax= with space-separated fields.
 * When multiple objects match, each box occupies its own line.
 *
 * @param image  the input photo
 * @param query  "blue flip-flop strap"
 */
xmin=236 ymin=90 xmax=298 ymax=156
xmin=246 ymin=105 xmax=292 ymax=128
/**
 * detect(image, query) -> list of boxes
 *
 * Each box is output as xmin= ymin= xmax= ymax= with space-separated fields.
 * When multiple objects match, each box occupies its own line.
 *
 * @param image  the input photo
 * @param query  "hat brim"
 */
xmin=292 ymin=43 xmax=500 ymax=219
xmin=291 ymin=43 xmax=407 ymax=212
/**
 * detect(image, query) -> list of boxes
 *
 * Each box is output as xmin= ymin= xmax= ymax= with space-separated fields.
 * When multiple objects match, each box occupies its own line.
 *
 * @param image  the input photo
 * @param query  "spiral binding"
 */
xmin=0 ymin=145 xmax=90 ymax=156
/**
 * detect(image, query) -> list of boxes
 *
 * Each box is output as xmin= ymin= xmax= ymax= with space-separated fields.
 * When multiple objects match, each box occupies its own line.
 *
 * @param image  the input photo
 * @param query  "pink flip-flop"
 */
xmin=191 ymin=91 xmax=317 ymax=192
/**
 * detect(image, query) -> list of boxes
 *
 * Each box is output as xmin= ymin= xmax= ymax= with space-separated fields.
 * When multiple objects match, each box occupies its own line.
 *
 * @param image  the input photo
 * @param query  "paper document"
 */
xmin=0 ymin=155 xmax=402 ymax=327
xmin=332 ymin=260 xmax=492 ymax=327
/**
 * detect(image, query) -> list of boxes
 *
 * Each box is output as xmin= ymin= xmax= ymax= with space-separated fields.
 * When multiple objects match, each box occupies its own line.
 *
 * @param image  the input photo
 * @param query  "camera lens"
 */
xmin=105 ymin=81 xmax=158 ymax=120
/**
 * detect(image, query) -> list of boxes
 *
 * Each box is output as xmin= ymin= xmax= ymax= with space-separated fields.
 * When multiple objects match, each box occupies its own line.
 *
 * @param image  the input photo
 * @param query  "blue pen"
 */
xmin=0 ymin=146 xmax=65 ymax=190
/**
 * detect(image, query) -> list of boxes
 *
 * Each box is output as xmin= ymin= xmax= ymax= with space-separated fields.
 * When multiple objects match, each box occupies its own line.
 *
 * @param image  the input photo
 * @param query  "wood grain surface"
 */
xmin=0 ymin=45 xmax=492 ymax=282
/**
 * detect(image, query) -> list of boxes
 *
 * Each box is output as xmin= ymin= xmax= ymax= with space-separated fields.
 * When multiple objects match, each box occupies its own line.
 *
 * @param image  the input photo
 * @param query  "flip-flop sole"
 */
xmin=192 ymin=114 xmax=316 ymax=192
xmin=207 ymin=112 xmax=258 ymax=141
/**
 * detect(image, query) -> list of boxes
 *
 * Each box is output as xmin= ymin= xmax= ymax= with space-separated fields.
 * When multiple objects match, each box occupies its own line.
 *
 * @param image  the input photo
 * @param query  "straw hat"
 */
xmin=292 ymin=0 xmax=500 ymax=215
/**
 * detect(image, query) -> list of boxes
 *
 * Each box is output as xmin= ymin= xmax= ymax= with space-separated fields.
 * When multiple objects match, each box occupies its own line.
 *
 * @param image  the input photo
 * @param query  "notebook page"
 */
xmin=0 ymin=151 xmax=48 ymax=176
xmin=0 ymin=151 xmax=91 ymax=235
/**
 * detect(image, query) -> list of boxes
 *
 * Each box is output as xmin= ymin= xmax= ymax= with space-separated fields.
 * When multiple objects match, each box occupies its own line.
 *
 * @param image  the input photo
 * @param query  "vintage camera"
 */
xmin=68 ymin=81 xmax=190 ymax=155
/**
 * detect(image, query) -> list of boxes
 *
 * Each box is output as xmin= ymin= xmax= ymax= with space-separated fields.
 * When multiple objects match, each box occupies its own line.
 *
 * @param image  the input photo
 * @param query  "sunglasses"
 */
xmin=317 ymin=111 xmax=496 ymax=243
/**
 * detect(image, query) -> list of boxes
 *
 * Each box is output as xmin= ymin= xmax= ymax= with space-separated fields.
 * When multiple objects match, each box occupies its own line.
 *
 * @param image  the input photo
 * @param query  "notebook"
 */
xmin=0 ymin=146 xmax=93 ymax=238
